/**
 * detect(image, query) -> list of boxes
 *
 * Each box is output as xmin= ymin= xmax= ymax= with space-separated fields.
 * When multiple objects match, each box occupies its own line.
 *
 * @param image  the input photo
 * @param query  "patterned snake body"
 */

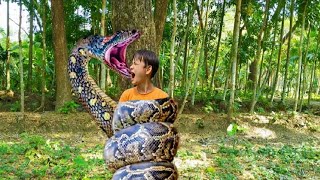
xmin=68 ymin=30 xmax=179 ymax=179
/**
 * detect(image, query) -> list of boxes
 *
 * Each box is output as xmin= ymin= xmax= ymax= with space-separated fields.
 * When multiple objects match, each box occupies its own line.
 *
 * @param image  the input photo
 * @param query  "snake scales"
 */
xmin=68 ymin=30 xmax=179 ymax=179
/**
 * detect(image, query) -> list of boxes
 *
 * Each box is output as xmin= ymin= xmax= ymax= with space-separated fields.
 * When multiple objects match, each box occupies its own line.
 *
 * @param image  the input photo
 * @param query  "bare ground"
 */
xmin=0 ymin=111 xmax=319 ymax=179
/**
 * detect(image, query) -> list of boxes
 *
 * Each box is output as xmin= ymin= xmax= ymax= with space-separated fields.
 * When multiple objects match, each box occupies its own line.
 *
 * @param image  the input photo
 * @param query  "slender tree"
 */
xmin=168 ymin=0 xmax=177 ymax=98
xmin=182 ymin=3 xmax=194 ymax=88
xmin=27 ymin=0 xmax=34 ymax=92
xmin=294 ymin=0 xmax=308 ymax=112
xmin=100 ymin=0 xmax=107 ymax=91
xmin=282 ymin=0 xmax=295 ymax=102
xmin=250 ymin=0 xmax=270 ymax=113
xmin=191 ymin=0 xmax=210 ymax=106
xmin=299 ymin=24 xmax=311 ymax=112
xmin=228 ymin=0 xmax=242 ymax=121
xmin=210 ymin=0 xmax=226 ymax=90
xmin=6 ymin=0 xmax=11 ymax=91
xmin=38 ymin=0 xmax=47 ymax=111
xmin=179 ymin=28 xmax=201 ymax=115
xmin=271 ymin=6 xmax=285 ymax=103
xmin=308 ymin=28 xmax=320 ymax=105
xmin=18 ymin=0 xmax=24 ymax=115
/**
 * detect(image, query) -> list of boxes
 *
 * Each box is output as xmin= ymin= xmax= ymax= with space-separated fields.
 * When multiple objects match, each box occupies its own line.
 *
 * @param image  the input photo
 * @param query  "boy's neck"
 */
xmin=136 ymin=81 xmax=154 ymax=95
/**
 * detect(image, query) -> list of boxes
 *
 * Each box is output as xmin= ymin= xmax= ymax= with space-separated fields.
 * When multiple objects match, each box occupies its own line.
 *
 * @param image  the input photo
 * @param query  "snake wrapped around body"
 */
xmin=67 ymin=30 xmax=179 ymax=179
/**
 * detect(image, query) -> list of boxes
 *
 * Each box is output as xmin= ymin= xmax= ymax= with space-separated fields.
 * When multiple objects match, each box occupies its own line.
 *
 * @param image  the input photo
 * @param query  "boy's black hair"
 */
xmin=133 ymin=49 xmax=159 ymax=78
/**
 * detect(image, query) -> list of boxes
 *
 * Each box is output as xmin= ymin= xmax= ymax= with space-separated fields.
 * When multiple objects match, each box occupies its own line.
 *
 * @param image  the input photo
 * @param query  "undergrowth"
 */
xmin=0 ymin=133 xmax=112 ymax=179
xmin=176 ymin=139 xmax=319 ymax=179
xmin=1 ymin=133 xmax=318 ymax=179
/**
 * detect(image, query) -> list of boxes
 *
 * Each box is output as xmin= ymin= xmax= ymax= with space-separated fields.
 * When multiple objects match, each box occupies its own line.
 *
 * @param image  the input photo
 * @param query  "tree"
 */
xmin=181 ymin=3 xmax=194 ymax=88
xmin=100 ymin=0 xmax=107 ymax=91
xmin=271 ymin=6 xmax=285 ymax=103
xmin=38 ymin=0 xmax=48 ymax=111
xmin=282 ymin=0 xmax=295 ymax=103
xmin=294 ymin=0 xmax=308 ymax=112
xmin=6 ymin=0 xmax=11 ymax=91
xmin=27 ymin=0 xmax=34 ymax=92
xmin=228 ymin=0 xmax=242 ymax=121
xmin=111 ymin=0 xmax=171 ymax=90
xmin=168 ymin=0 xmax=177 ymax=98
xmin=51 ymin=0 xmax=72 ymax=111
xmin=210 ymin=0 xmax=226 ymax=90
xmin=191 ymin=0 xmax=210 ymax=106
xmin=154 ymin=0 xmax=169 ymax=54
xmin=308 ymin=28 xmax=320 ymax=105
xmin=250 ymin=0 xmax=270 ymax=113
xmin=18 ymin=0 xmax=25 ymax=115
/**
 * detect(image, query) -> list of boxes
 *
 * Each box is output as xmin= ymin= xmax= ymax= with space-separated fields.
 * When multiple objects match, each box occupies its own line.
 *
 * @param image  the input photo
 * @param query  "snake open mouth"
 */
xmin=104 ymin=30 xmax=140 ymax=79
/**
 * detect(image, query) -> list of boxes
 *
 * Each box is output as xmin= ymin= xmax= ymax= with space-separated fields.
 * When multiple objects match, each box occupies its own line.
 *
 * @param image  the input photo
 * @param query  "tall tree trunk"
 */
xmin=6 ymin=0 xmax=11 ymax=91
xmin=258 ymin=50 xmax=265 ymax=88
xmin=18 ymin=0 xmax=25 ymax=116
xmin=250 ymin=0 xmax=270 ymax=113
xmin=27 ymin=0 xmax=34 ymax=92
xmin=191 ymin=0 xmax=210 ymax=106
xmin=299 ymin=24 xmax=310 ymax=112
xmin=154 ymin=0 xmax=169 ymax=88
xmin=308 ymin=28 xmax=320 ymax=105
xmin=51 ymin=0 xmax=72 ymax=111
xmin=111 ymin=0 xmax=157 ymax=91
xmin=168 ymin=0 xmax=177 ymax=98
xmin=154 ymin=0 xmax=169 ymax=54
xmin=38 ymin=0 xmax=47 ymax=111
xmin=237 ymin=26 xmax=244 ymax=90
xmin=100 ymin=0 xmax=107 ymax=91
xmin=271 ymin=6 xmax=285 ymax=103
xmin=294 ymin=0 xmax=307 ymax=112
xmin=228 ymin=0 xmax=242 ymax=122
xmin=210 ymin=0 xmax=226 ymax=90
xmin=267 ymin=23 xmax=278 ymax=96
xmin=281 ymin=0 xmax=294 ymax=103
xmin=182 ymin=3 xmax=194 ymax=89
xmin=178 ymin=27 xmax=201 ymax=115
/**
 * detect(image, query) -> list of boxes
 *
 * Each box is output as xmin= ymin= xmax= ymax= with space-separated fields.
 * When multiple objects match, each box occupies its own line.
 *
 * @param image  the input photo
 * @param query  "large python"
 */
xmin=68 ymin=30 xmax=179 ymax=179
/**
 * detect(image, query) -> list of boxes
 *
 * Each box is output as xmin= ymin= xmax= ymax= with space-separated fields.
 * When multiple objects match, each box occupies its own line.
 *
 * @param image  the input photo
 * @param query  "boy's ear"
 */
xmin=146 ymin=65 xmax=152 ymax=76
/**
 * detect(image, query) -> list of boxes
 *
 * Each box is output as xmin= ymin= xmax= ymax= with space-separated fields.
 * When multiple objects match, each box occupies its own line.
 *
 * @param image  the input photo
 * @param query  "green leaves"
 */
xmin=0 ymin=133 xmax=112 ymax=179
xmin=58 ymin=101 xmax=80 ymax=114
xmin=227 ymin=123 xmax=238 ymax=136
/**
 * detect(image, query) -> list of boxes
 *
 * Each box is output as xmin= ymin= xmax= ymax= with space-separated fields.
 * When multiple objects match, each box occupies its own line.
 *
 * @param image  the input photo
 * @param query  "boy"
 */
xmin=119 ymin=49 xmax=168 ymax=102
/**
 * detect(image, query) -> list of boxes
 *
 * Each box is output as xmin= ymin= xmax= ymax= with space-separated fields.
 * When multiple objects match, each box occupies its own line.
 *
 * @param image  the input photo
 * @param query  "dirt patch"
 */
xmin=1 ymin=111 xmax=318 ymax=146
xmin=0 ymin=111 xmax=319 ymax=179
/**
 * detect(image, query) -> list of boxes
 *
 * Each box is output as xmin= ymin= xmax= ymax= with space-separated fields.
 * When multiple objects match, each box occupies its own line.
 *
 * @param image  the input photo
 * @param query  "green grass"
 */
xmin=0 ymin=133 xmax=112 ymax=179
xmin=177 ymin=139 xmax=319 ymax=179
xmin=0 ymin=134 xmax=319 ymax=179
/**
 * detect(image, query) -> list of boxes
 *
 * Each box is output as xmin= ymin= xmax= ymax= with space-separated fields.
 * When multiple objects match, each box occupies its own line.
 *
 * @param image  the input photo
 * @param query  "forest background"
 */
xmin=0 ymin=0 xmax=319 ymax=179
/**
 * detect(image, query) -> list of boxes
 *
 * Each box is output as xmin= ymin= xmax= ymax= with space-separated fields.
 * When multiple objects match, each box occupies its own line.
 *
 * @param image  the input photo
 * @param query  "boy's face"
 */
xmin=130 ymin=58 xmax=152 ymax=85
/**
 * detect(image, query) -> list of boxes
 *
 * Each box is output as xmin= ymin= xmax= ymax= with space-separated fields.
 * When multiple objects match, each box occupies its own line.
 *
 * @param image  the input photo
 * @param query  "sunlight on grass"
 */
xmin=0 ymin=133 xmax=319 ymax=179
xmin=0 ymin=134 xmax=112 ymax=179
xmin=174 ymin=139 xmax=319 ymax=179
xmin=245 ymin=127 xmax=277 ymax=139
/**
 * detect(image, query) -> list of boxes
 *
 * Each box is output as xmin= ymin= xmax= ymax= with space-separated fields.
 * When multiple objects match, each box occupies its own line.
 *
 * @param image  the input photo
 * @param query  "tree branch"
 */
xmin=9 ymin=18 xmax=29 ymax=36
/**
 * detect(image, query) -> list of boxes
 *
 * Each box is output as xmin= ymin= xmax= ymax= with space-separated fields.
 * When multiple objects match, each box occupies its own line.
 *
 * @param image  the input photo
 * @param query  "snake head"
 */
xmin=104 ymin=30 xmax=141 ymax=78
